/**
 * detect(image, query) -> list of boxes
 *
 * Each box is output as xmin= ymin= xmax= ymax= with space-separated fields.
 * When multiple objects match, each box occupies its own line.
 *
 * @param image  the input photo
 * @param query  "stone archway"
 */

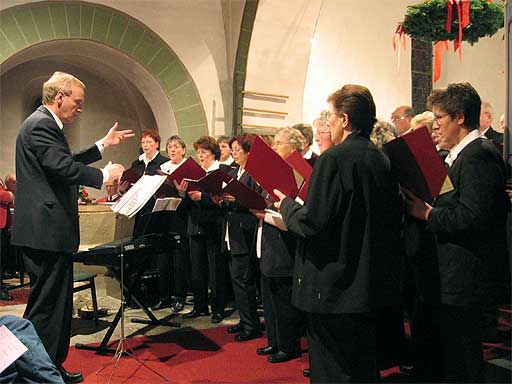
xmin=0 ymin=0 xmax=208 ymax=145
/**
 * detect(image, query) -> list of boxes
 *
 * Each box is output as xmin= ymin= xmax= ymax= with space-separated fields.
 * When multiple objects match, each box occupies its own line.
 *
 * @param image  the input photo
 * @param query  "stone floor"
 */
xmin=0 ymin=270 xmax=243 ymax=348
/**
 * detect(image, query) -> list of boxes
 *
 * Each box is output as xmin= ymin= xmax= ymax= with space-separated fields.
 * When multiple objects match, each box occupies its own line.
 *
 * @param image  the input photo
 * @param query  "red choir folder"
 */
xmin=245 ymin=135 xmax=304 ymax=201
xmin=285 ymin=150 xmax=313 ymax=202
xmin=120 ymin=168 xmax=142 ymax=185
xmin=155 ymin=157 xmax=206 ymax=197
xmin=383 ymin=126 xmax=453 ymax=202
xmin=222 ymin=178 xmax=269 ymax=210
xmin=184 ymin=169 xmax=233 ymax=195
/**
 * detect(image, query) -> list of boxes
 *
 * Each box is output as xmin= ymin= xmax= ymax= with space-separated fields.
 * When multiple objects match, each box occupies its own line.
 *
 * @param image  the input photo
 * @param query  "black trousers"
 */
xmin=260 ymin=274 xmax=303 ymax=353
xmin=21 ymin=247 xmax=73 ymax=366
xmin=157 ymin=239 xmax=189 ymax=301
xmin=307 ymin=312 xmax=377 ymax=383
xmin=228 ymin=252 xmax=259 ymax=333
xmin=189 ymin=233 xmax=226 ymax=314
xmin=412 ymin=302 xmax=484 ymax=382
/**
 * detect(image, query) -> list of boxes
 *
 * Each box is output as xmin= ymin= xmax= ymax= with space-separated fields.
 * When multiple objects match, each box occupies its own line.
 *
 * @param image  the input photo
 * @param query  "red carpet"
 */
xmin=0 ymin=287 xmax=29 ymax=306
xmin=67 ymin=326 xmax=310 ymax=383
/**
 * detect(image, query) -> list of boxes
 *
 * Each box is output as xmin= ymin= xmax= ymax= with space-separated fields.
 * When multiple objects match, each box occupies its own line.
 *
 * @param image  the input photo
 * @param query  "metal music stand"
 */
xmin=96 ymin=242 xmax=169 ymax=383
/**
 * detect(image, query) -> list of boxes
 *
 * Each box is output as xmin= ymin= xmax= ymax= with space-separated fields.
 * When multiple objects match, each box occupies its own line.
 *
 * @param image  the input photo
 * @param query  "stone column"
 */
xmin=411 ymin=39 xmax=433 ymax=114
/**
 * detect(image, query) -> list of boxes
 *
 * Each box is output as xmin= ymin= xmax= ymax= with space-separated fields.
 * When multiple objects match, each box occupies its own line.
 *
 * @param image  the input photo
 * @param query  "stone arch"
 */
xmin=0 ymin=0 xmax=207 ymax=144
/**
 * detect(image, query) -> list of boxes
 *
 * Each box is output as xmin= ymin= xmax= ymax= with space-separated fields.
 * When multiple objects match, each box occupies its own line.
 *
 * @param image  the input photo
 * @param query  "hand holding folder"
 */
xmin=155 ymin=157 xmax=206 ymax=197
xmin=285 ymin=150 xmax=313 ymax=202
xmin=245 ymin=135 xmax=304 ymax=201
xmin=222 ymin=177 xmax=270 ymax=210
xmin=184 ymin=169 xmax=233 ymax=195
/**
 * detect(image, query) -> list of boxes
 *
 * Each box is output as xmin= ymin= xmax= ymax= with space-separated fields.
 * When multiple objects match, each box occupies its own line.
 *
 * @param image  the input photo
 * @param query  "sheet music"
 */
xmin=111 ymin=175 xmax=167 ymax=218
xmin=152 ymin=197 xmax=182 ymax=212
xmin=264 ymin=209 xmax=288 ymax=231
xmin=0 ymin=325 xmax=28 ymax=373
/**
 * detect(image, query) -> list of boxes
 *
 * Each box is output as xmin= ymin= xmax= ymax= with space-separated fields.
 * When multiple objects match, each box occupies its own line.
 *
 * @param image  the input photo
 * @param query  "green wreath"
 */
xmin=400 ymin=0 xmax=504 ymax=44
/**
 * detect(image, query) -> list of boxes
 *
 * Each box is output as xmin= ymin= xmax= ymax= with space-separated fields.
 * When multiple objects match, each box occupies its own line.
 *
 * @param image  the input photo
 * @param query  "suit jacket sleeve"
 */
xmin=428 ymin=147 xmax=504 ymax=234
xmin=29 ymin=125 xmax=103 ymax=188
xmin=281 ymin=152 xmax=342 ymax=238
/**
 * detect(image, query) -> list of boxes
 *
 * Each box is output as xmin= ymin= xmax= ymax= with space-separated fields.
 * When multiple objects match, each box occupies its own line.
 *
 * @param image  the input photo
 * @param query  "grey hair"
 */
xmin=275 ymin=126 xmax=306 ymax=152
xmin=42 ymin=72 xmax=85 ymax=105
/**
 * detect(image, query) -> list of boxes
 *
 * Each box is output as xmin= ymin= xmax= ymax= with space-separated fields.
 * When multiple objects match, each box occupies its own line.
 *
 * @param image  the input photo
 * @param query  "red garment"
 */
xmin=0 ymin=189 xmax=13 ymax=229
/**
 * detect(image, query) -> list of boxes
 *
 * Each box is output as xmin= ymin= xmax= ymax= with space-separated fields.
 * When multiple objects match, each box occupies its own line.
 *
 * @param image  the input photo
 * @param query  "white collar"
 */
xmin=237 ymin=167 xmax=245 ymax=180
xmin=445 ymin=129 xmax=482 ymax=167
xmin=303 ymin=147 xmax=314 ymax=159
xmin=219 ymin=156 xmax=233 ymax=165
xmin=480 ymin=127 xmax=490 ymax=136
xmin=43 ymin=105 xmax=63 ymax=129
xmin=160 ymin=158 xmax=186 ymax=173
xmin=139 ymin=151 xmax=159 ymax=164
xmin=205 ymin=160 xmax=220 ymax=172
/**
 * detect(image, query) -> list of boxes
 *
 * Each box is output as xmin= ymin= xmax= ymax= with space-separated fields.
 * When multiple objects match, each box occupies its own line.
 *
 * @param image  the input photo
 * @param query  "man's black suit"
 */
xmin=423 ymin=137 xmax=510 ymax=382
xmin=12 ymin=106 xmax=104 ymax=366
xmin=280 ymin=133 xmax=403 ymax=382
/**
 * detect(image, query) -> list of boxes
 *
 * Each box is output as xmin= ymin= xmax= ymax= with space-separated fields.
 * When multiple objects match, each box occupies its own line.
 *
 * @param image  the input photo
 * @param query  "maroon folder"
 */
xmin=120 ymin=168 xmax=142 ymax=185
xmin=245 ymin=136 xmax=303 ymax=201
xmin=222 ymin=178 xmax=269 ymax=210
xmin=155 ymin=157 xmax=206 ymax=197
xmin=383 ymin=126 xmax=453 ymax=202
xmin=285 ymin=150 xmax=313 ymax=201
xmin=184 ymin=169 xmax=233 ymax=195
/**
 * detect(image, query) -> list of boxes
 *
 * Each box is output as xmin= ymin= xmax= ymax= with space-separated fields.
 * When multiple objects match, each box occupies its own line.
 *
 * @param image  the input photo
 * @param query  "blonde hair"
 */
xmin=410 ymin=111 xmax=435 ymax=133
xmin=275 ymin=126 xmax=306 ymax=153
xmin=42 ymin=72 xmax=85 ymax=105
xmin=313 ymin=110 xmax=331 ymax=128
xmin=370 ymin=119 xmax=398 ymax=149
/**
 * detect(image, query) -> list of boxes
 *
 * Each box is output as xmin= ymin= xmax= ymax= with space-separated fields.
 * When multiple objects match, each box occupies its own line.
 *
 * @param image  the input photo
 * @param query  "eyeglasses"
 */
xmin=272 ymin=141 xmax=290 ymax=147
xmin=391 ymin=116 xmax=407 ymax=123
xmin=230 ymin=147 xmax=243 ymax=154
xmin=315 ymin=130 xmax=331 ymax=137
xmin=433 ymin=113 xmax=449 ymax=124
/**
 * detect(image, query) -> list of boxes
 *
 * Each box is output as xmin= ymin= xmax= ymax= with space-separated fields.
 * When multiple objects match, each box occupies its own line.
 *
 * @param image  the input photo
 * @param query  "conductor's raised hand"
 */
xmin=101 ymin=122 xmax=135 ymax=148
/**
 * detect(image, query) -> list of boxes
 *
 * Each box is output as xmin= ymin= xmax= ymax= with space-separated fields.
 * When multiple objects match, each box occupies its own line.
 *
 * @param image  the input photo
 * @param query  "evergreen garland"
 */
xmin=401 ymin=0 xmax=504 ymax=44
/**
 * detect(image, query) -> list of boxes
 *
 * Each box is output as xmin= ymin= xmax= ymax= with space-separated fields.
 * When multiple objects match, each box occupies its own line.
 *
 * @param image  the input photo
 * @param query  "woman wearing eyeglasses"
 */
xmin=220 ymin=133 xmax=262 ymax=342
xmin=313 ymin=110 xmax=335 ymax=155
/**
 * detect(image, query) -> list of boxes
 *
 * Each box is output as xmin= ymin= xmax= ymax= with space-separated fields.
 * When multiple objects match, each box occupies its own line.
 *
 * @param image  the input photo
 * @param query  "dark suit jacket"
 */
xmin=186 ymin=163 xmax=233 ymax=237
xmin=484 ymin=127 xmax=504 ymax=145
xmin=221 ymin=169 xmax=259 ymax=255
xmin=12 ymin=106 xmax=103 ymax=253
xmin=260 ymin=215 xmax=297 ymax=278
xmin=427 ymin=137 xmax=510 ymax=306
xmin=280 ymin=133 xmax=403 ymax=314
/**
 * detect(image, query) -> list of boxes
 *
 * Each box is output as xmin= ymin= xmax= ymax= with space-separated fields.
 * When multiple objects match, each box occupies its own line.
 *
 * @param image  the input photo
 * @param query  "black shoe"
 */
xmin=152 ymin=299 xmax=170 ymax=310
xmin=0 ymin=290 xmax=13 ymax=301
xmin=256 ymin=345 xmax=277 ymax=355
xmin=267 ymin=351 xmax=301 ymax=363
xmin=172 ymin=300 xmax=185 ymax=313
xmin=227 ymin=323 xmax=242 ymax=334
xmin=183 ymin=309 xmax=209 ymax=319
xmin=58 ymin=366 xmax=84 ymax=383
xmin=303 ymin=368 xmax=311 ymax=377
xmin=211 ymin=312 xmax=224 ymax=324
xmin=235 ymin=330 xmax=263 ymax=342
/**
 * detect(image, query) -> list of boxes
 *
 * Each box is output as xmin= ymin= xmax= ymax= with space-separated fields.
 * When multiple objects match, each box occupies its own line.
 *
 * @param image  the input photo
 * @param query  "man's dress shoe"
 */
xmin=172 ymin=300 xmax=185 ymax=313
xmin=234 ymin=330 xmax=262 ymax=342
xmin=211 ymin=312 xmax=224 ymax=323
xmin=227 ymin=323 xmax=242 ymax=334
xmin=58 ymin=366 xmax=84 ymax=383
xmin=256 ymin=345 xmax=277 ymax=355
xmin=267 ymin=351 xmax=301 ymax=363
xmin=183 ymin=309 xmax=209 ymax=319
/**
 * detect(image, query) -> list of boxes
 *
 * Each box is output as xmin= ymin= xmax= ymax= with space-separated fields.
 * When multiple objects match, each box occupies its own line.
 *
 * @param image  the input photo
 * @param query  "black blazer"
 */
xmin=484 ymin=127 xmax=503 ymax=145
xmin=259 ymin=215 xmax=297 ymax=278
xmin=280 ymin=133 xmax=403 ymax=314
xmin=221 ymin=169 xmax=259 ymax=255
xmin=427 ymin=137 xmax=510 ymax=306
xmin=186 ymin=163 xmax=233 ymax=237
xmin=12 ymin=106 xmax=103 ymax=253
xmin=129 ymin=152 xmax=169 ymax=177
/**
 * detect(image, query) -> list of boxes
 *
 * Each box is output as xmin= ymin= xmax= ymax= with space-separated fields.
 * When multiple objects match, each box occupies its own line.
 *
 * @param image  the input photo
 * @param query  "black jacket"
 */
xmin=427 ymin=137 xmax=510 ymax=306
xmin=280 ymin=133 xmax=403 ymax=314
xmin=12 ymin=106 xmax=104 ymax=253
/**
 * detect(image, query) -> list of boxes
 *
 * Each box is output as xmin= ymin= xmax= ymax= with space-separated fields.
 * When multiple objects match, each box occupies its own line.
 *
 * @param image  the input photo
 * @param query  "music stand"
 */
xmin=96 ymin=240 xmax=169 ymax=383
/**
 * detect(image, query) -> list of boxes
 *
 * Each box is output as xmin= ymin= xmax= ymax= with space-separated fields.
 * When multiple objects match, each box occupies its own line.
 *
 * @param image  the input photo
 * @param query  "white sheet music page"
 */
xmin=152 ymin=197 xmax=182 ymax=212
xmin=0 ymin=325 xmax=28 ymax=373
xmin=111 ymin=175 xmax=167 ymax=218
